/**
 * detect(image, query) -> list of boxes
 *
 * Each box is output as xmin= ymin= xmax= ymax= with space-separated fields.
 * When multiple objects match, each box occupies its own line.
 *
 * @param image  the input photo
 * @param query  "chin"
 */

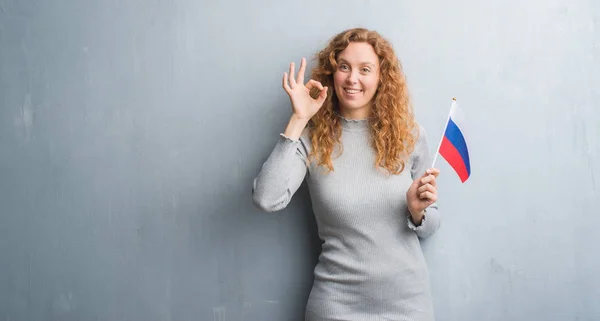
xmin=340 ymin=101 xmax=369 ymax=110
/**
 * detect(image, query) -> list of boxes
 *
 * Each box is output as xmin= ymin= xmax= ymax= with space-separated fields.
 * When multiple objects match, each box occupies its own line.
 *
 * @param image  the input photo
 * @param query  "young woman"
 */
xmin=252 ymin=28 xmax=442 ymax=321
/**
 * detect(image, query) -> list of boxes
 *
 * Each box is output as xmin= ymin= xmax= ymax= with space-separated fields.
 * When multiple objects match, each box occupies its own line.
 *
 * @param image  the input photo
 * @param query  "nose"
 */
xmin=346 ymin=70 xmax=359 ymax=84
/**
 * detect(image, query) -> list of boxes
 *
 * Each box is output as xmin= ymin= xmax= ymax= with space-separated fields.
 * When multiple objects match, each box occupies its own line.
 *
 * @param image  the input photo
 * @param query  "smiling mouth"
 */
xmin=344 ymin=88 xmax=362 ymax=94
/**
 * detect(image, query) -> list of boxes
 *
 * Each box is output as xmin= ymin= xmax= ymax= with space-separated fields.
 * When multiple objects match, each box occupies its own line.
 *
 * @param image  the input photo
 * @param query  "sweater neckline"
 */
xmin=338 ymin=115 xmax=370 ymax=132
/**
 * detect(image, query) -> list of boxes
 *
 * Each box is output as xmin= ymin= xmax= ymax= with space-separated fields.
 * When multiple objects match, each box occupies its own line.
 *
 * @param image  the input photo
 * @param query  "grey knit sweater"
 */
xmin=252 ymin=116 xmax=441 ymax=321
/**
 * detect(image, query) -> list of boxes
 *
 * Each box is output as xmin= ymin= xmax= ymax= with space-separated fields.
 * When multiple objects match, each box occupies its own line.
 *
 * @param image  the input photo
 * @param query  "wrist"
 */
xmin=284 ymin=114 xmax=310 ymax=140
xmin=408 ymin=208 xmax=425 ymax=225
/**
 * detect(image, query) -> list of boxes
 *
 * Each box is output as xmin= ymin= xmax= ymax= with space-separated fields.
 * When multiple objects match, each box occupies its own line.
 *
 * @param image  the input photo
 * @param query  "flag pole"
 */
xmin=431 ymin=97 xmax=456 ymax=168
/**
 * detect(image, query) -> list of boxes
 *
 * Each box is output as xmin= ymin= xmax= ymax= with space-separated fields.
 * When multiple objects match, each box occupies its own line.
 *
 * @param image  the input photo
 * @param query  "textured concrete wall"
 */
xmin=1 ymin=0 xmax=598 ymax=320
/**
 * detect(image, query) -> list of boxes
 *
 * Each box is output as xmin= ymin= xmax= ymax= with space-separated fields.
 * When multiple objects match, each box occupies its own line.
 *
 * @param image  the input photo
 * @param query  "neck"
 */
xmin=338 ymin=104 xmax=372 ymax=120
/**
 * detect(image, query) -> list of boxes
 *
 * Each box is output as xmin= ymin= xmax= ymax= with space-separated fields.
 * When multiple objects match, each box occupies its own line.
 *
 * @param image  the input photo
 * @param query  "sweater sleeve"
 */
xmin=252 ymin=133 xmax=310 ymax=212
xmin=406 ymin=125 xmax=442 ymax=239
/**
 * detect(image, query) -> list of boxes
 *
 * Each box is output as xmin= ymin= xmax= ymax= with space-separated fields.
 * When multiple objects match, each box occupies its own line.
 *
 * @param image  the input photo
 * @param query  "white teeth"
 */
xmin=345 ymin=89 xmax=361 ymax=94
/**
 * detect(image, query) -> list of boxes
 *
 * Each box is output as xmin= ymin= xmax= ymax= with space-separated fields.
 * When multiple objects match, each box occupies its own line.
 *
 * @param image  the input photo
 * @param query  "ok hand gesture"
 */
xmin=282 ymin=58 xmax=328 ymax=121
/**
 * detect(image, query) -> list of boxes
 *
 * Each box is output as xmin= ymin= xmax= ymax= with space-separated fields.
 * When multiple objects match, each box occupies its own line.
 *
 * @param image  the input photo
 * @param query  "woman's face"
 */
xmin=333 ymin=42 xmax=380 ymax=119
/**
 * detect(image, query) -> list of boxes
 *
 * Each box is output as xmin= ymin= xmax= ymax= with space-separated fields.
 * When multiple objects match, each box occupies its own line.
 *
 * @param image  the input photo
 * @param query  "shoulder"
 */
xmin=409 ymin=123 xmax=433 ymax=177
xmin=412 ymin=123 xmax=430 ymax=154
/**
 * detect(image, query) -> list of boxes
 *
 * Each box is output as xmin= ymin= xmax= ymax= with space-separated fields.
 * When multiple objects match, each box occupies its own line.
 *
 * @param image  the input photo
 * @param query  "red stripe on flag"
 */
xmin=439 ymin=136 xmax=469 ymax=182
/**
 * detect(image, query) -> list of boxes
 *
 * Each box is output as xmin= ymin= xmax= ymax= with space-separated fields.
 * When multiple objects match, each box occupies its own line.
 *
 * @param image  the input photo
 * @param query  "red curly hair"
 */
xmin=308 ymin=28 xmax=418 ymax=175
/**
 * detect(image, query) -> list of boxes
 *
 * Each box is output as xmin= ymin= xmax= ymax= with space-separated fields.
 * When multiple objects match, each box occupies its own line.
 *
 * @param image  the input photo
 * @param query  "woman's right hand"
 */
xmin=282 ymin=57 xmax=328 ymax=121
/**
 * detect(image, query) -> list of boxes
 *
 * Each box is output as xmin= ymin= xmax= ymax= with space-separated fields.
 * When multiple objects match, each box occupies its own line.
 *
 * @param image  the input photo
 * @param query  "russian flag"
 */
xmin=436 ymin=98 xmax=471 ymax=183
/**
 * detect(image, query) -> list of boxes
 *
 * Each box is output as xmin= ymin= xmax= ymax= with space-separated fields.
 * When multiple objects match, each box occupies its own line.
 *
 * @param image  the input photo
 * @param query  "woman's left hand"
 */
xmin=406 ymin=168 xmax=440 ymax=222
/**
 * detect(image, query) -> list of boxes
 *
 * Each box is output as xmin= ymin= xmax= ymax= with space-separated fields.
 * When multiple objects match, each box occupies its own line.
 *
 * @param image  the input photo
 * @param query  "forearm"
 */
xmin=252 ymin=117 xmax=310 ymax=212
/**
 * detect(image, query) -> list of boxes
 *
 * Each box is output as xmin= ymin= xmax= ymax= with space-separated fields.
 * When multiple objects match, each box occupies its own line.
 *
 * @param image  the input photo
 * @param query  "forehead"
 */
xmin=337 ymin=42 xmax=379 ymax=64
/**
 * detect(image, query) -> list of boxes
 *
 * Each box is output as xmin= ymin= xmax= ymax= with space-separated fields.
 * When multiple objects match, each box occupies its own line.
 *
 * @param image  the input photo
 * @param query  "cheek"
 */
xmin=364 ymin=77 xmax=380 ymax=93
xmin=333 ymin=72 xmax=344 ymax=87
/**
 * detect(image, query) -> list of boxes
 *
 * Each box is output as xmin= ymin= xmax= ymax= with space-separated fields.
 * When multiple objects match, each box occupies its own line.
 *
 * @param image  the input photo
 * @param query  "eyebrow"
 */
xmin=337 ymin=58 xmax=376 ymax=67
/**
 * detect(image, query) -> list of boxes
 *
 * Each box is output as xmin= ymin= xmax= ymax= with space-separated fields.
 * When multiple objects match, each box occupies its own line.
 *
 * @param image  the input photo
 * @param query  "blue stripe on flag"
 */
xmin=444 ymin=118 xmax=470 ymax=174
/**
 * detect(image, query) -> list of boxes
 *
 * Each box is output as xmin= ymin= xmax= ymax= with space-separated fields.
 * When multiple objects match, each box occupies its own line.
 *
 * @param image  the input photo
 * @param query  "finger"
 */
xmin=420 ymin=174 xmax=436 ymax=185
xmin=419 ymin=191 xmax=437 ymax=202
xmin=424 ymin=168 xmax=440 ymax=178
xmin=296 ymin=57 xmax=306 ymax=85
xmin=305 ymin=79 xmax=324 ymax=91
xmin=417 ymin=183 xmax=436 ymax=195
xmin=289 ymin=62 xmax=296 ymax=88
xmin=282 ymin=72 xmax=291 ymax=93
xmin=421 ymin=174 xmax=437 ymax=188
xmin=316 ymin=86 xmax=328 ymax=104
xmin=417 ymin=184 xmax=433 ymax=194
